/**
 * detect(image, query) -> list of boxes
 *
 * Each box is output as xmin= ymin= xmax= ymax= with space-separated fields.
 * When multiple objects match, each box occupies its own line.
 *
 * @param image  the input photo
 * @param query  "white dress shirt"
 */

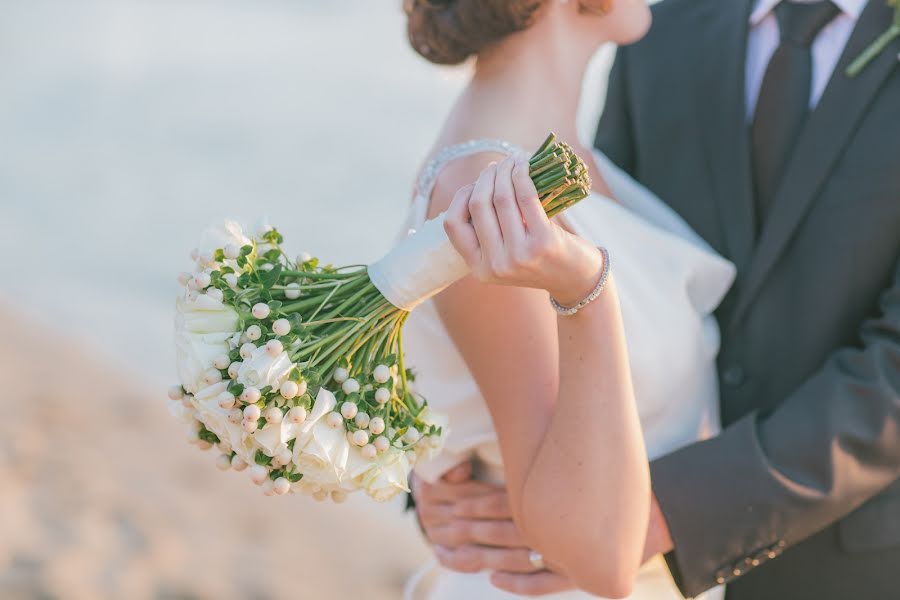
xmin=745 ymin=0 xmax=867 ymax=119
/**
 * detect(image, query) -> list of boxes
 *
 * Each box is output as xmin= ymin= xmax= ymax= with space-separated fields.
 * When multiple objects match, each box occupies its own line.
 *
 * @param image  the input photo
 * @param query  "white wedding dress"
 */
xmin=402 ymin=140 xmax=735 ymax=600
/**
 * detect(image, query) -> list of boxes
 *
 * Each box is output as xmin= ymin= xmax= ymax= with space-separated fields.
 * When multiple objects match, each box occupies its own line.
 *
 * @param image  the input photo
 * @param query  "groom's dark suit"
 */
xmin=595 ymin=0 xmax=900 ymax=598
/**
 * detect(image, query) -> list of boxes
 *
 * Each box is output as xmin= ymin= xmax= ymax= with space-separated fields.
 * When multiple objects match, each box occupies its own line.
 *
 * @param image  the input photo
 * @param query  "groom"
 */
xmin=411 ymin=0 xmax=900 ymax=597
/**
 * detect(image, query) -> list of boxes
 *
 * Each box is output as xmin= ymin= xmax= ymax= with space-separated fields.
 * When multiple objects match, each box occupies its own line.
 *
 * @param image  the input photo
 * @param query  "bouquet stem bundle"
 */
xmin=170 ymin=133 xmax=592 ymax=502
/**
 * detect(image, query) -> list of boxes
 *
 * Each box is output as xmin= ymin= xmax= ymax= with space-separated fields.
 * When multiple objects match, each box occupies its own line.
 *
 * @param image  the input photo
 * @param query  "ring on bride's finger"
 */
xmin=528 ymin=550 xmax=545 ymax=571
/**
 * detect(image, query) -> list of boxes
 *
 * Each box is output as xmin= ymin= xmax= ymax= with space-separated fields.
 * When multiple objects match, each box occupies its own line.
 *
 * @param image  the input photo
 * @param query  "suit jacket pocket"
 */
xmin=838 ymin=480 xmax=900 ymax=553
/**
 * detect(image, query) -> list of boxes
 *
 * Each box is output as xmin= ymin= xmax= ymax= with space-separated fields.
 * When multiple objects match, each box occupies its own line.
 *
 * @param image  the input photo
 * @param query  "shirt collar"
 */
xmin=749 ymin=0 xmax=867 ymax=26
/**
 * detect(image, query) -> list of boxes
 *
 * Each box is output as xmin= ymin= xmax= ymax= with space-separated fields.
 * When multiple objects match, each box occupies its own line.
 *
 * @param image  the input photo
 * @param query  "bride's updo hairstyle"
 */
xmin=404 ymin=0 xmax=547 ymax=65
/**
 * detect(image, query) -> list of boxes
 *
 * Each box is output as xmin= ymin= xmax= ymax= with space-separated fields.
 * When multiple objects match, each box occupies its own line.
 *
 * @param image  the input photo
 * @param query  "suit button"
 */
xmin=721 ymin=365 xmax=746 ymax=387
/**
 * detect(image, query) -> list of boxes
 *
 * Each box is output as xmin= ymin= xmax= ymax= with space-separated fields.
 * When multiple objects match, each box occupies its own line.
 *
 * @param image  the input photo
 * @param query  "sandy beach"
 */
xmin=0 ymin=307 xmax=430 ymax=599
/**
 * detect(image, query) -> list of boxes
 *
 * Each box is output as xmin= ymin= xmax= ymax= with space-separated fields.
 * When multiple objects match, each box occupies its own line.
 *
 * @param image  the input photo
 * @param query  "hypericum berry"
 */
xmin=203 ymin=369 xmax=222 ymax=386
xmin=296 ymin=380 xmax=308 ymax=397
xmin=272 ymin=319 xmax=290 ymax=337
xmin=374 ymin=387 xmax=390 ymax=405
xmin=227 ymin=408 xmax=243 ymax=424
xmin=262 ymin=479 xmax=276 ymax=496
xmin=249 ymin=465 xmax=268 ymax=485
xmin=240 ymin=387 xmax=261 ymax=404
xmin=326 ymin=412 xmax=343 ymax=429
xmin=287 ymin=406 xmax=307 ymax=424
xmin=194 ymin=272 xmax=212 ymax=289
xmin=351 ymin=430 xmax=369 ymax=447
xmin=361 ymin=444 xmax=377 ymax=459
xmin=197 ymin=440 xmax=213 ymax=451
xmin=251 ymin=303 xmax=270 ymax=319
xmin=373 ymin=364 xmax=390 ymax=384
xmin=374 ymin=436 xmax=389 ymax=452
xmin=168 ymin=385 xmax=184 ymax=401
xmin=354 ymin=412 xmax=370 ymax=430
xmin=223 ymin=243 xmax=240 ymax=259
xmin=264 ymin=407 xmax=283 ymax=424
xmin=231 ymin=455 xmax=248 ymax=471
xmin=227 ymin=361 xmax=241 ymax=379
xmin=243 ymin=404 xmax=262 ymax=421
xmin=341 ymin=378 xmax=360 ymax=395
xmin=265 ymin=339 xmax=284 ymax=357
xmin=313 ymin=490 xmax=328 ymax=502
xmin=276 ymin=450 xmax=292 ymax=467
xmin=279 ymin=380 xmax=299 ymax=400
xmin=216 ymin=454 xmax=232 ymax=471
xmin=217 ymin=392 xmax=236 ymax=410
xmin=177 ymin=272 xmax=192 ymax=286
xmin=241 ymin=418 xmax=258 ymax=433
xmin=333 ymin=367 xmax=349 ymax=384
xmin=331 ymin=490 xmax=347 ymax=504
xmin=404 ymin=427 xmax=421 ymax=444
xmin=213 ymin=355 xmax=230 ymax=370
xmin=239 ymin=343 xmax=256 ymax=360
xmin=245 ymin=325 xmax=262 ymax=341
xmin=296 ymin=252 xmax=312 ymax=265
xmin=340 ymin=402 xmax=358 ymax=420
xmin=273 ymin=477 xmax=291 ymax=496
xmin=223 ymin=273 xmax=238 ymax=288
xmin=206 ymin=287 xmax=224 ymax=302
xmin=368 ymin=417 xmax=385 ymax=436
xmin=284 ymin=283 xmax=301 ymax=300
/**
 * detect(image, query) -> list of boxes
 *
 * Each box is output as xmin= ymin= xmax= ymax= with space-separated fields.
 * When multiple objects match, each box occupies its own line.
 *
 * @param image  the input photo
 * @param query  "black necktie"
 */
xmin=751 ymin=0 xmax=840 ymax=231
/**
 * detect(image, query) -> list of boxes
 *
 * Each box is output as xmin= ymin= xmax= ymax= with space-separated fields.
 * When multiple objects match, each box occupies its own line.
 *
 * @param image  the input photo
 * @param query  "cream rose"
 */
xmin=175 ymin=293 xmax=239 ymax=392
xmin=236 ymin=345 xmax=294 ymax=390
xmin=352 ymin=448 xmax=411 ymax=502
xmin=192 ymin=382 xmax=250 ymax=461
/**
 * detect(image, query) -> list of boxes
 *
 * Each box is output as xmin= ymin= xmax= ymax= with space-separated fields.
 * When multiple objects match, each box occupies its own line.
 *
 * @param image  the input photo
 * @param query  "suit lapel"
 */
xmin=729 ymin=0 xmax=900 ymax=330
xmin=695 ymin=0 xmax=757 ymax=276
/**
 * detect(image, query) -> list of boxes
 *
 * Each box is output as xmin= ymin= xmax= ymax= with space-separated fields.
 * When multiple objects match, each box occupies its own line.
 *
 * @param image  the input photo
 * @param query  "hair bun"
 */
xmin=404 ymin=0 xmax=545 ymax=65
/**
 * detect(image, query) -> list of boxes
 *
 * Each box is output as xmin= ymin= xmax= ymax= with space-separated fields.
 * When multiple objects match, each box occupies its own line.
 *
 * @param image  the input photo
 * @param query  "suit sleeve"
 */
xmin=593 ymin=46 xmax=636 ymax=175
xmin=651 ymin=255 xmax=900 ymax=597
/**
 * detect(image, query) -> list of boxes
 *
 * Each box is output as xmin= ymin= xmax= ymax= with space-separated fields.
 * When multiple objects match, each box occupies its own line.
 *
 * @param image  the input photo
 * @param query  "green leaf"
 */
xmin=227 ymin=382 xmax=245 ymax=396
xmin=214 ymin=249 xmax=225 ymax=262
xmin=240 ymin=245 xmax=253 ymax=257
xmin=255 ymin=449 xmax=273 ymax=466
xmin=287 ymin=472 xmax=303 ymax=483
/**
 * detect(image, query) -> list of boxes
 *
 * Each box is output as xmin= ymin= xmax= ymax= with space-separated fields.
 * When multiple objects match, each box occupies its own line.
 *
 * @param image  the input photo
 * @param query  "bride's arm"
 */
xmin=429 ymin=154 xmax=649 ymax=598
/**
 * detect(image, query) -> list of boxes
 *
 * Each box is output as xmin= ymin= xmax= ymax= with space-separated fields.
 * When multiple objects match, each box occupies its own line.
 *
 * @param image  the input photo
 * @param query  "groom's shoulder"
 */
xmin=631 ymin=0 xmax=717 ymax=50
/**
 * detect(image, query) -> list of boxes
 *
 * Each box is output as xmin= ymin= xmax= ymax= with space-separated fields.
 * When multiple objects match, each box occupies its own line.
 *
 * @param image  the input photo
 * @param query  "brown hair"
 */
xmin=404 ymin=0 xmax=546 ymax=65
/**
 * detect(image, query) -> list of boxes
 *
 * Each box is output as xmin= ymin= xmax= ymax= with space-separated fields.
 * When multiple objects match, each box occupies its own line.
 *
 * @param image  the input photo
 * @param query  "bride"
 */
xmin=400 ymin=0 xmax=735 ymax=598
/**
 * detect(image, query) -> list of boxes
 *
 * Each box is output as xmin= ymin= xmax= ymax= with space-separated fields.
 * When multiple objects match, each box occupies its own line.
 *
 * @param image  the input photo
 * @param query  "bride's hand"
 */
xmin=444 ymin=153 xmax=604 ymax=307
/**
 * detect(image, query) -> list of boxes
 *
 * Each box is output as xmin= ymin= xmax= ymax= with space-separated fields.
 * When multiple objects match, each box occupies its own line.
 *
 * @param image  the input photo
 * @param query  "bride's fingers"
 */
xmin=435 ymin=545 xmax=538 ymax=574
xmin=511 ymin=153 xmax=546 ymax=231
xmin=492 ymin=156 xmax=525 ymax=248
xmin=444 ymin=184 xmax=480 ymax=266
xmin=468 ymin=162 xmax=504 ymax=259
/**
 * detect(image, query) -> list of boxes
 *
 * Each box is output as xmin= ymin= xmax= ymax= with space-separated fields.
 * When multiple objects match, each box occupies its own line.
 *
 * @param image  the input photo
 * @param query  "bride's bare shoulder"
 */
xmin=424 ymin=151 xmax=510 ymax=220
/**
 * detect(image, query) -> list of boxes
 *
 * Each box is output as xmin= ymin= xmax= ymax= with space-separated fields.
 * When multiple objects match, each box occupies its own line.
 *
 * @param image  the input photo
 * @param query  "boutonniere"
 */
xmin=846 ymin=0 xmax=900 ymax=77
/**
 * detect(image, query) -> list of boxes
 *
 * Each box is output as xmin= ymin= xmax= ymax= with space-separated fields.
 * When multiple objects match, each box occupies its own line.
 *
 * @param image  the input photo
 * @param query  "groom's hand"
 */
xmin=412 ymin=461 xmax=577 ymax=595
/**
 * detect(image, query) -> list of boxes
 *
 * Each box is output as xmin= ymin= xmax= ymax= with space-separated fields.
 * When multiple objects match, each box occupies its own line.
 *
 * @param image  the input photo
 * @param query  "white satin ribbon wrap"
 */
xmin=367 ymin=214 xmax=469 ymax=311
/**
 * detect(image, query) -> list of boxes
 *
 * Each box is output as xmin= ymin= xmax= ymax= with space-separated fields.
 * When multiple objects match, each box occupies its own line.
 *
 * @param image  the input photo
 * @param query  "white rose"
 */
xmin=236 ymin=345 xmax=294 ymax=390
xmin=174 ymin=294 xmax=240 ymax=391
xmin=192 ymin=382 xmax=250 ymax=460
xmin=253 ymin=418 xmax=303 ymax=457
xmin=291 ymin=388 xmax=351 ymax=487
xmin=351 ymin=448 xmax=411 ymax=502
xmin=200 ymin=220 xmax=252 ymax=258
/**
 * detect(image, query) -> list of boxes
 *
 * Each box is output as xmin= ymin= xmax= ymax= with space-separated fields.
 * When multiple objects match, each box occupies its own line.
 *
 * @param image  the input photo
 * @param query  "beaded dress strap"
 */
xmin=415 ymin=139 xmax=524 ymax=201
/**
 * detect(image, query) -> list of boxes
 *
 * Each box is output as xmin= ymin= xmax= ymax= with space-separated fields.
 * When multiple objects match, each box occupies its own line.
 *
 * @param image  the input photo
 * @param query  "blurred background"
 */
xmin=0 ymin=1 xmax=612 ymax=598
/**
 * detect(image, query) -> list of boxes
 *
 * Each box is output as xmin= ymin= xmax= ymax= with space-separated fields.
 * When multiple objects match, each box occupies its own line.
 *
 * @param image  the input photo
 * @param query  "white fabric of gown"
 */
xmin=402 ymin=140 xmax=735 ymax=600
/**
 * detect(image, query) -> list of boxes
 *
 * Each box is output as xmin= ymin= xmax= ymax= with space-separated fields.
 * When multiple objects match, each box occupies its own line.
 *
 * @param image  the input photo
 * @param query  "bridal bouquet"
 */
xmin=168 ymin=134 xmax=592 ymax=503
